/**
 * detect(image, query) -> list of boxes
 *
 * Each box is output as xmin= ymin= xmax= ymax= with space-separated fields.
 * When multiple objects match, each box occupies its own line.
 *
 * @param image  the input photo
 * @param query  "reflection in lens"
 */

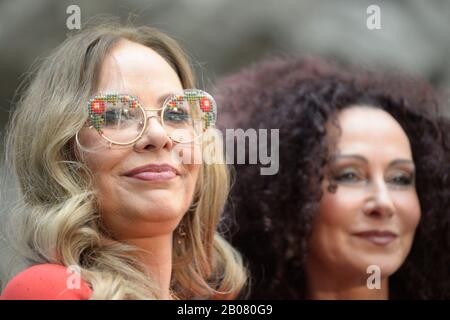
xmin=88 ymin=90 xmax=217 ymax=145
xmin=162 ymin=89 xmax=217 ymax=143
xmin=163 ymin=98 xmax=195 ymax=142
xmin=89 ymin=95 xmax=145 ymax=144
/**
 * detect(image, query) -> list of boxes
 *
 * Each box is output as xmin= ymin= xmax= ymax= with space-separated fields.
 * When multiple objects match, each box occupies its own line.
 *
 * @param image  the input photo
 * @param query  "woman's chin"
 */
xmin=139 ymin=206 xmax=186 ymax=221
xmin=349 ymin=255 xmax=404 ymax=278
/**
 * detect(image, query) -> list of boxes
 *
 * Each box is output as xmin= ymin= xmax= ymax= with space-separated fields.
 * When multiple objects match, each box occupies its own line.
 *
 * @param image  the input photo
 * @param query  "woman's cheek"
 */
xmin=171 ymin=142 xmax=203 ymax=166
xmin=318 ymin=187 xmax=366 ymax=226
xmin=395 ymin=191 xmax=421 ymax=236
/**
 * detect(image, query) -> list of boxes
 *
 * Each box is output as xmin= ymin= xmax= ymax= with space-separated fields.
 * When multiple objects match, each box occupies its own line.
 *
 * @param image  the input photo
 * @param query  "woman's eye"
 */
xmin=333 ymin=169 xmax=363 ymax=183
xmin=104 ymin=110 xmax=120 ymax=123
xmin=164 ymin=109 xmax=190 ymax=122
xmin=103 ymin=108 xmax=135 ymax=125
xmin=389 ymin=173 xmax=414 ymax=186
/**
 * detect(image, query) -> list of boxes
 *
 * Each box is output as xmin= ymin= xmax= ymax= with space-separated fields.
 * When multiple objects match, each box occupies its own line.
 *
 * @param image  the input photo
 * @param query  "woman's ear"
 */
xmin=72 ymin=133 xmax=86 ymax=163
xmin=65 ymin=136 xmax=94 ymax=187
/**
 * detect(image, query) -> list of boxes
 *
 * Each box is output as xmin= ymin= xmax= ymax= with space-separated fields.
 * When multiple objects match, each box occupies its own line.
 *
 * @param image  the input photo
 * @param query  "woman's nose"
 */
xmin=133 ymin=116 xmax=173 ymax=152
xmin=363 ymin=179 xmax=395 ymax=219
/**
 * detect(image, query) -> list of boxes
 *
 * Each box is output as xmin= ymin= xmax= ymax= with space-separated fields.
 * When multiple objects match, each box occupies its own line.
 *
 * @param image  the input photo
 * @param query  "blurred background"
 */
xmin=0 ymin=0 xmax=449 ymax=289
xmin=1 ymin=0 xmax=450 ymax=134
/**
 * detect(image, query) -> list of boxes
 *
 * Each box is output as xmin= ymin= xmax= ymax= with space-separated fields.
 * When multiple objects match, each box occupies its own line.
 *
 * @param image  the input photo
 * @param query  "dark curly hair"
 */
xmin=215 ymin=56 xmax=450 ymax=299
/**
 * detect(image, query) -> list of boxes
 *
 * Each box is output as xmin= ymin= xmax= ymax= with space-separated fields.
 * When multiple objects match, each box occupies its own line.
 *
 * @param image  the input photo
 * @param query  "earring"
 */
xmin=176 ymin=221 xmax=187 ymax=245
xmin=327 ymin=182 xmax=338 ymax=193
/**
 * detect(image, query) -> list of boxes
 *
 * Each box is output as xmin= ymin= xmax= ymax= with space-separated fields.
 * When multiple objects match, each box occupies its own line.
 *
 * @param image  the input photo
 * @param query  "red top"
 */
xmin=1 ymin=264 xmax=92 ymax=300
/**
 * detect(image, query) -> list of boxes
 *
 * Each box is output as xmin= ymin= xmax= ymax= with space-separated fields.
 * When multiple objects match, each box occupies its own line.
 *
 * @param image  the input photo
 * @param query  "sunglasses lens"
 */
xmin=88 ymin=90 xmax=217 ymax=145
xmin=163 ymin=89 xmax=216 ymax=143
xmin=88 ymin=95 xmax=145 ymax=144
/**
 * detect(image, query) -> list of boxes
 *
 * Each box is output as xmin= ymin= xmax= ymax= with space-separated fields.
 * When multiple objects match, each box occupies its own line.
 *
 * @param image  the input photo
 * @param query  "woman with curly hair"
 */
xmin=215 ymin=56 xmax=450 ymax=299
xmin=0 ymin=21 xmax=246 ymax=300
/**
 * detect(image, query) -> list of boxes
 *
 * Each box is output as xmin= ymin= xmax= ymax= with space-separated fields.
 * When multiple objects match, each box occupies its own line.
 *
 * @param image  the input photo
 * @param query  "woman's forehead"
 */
xmin=96 ymin=39 xmax=182 ymax=100
xmin=334 ymin=106 xmax=413 ymax=159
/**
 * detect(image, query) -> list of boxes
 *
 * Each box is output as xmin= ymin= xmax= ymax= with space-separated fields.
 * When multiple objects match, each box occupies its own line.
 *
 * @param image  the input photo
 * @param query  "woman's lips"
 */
xmin=353 ymin=230 xmax=398 ymax=246
xmin=131 ymin=171 xmax=177 ymax=181
xmin=124 ymin=164 xmax=179 ymax=181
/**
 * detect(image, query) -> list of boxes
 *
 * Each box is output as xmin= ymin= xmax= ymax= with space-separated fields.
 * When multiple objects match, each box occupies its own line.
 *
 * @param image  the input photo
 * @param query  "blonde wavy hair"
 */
xmin=1 ymin=20 xmax=246 ymax=299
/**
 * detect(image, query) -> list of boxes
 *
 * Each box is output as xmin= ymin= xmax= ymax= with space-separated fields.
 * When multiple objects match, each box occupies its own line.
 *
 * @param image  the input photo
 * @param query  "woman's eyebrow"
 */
xmin=331 ymin=154 xmax=368 ymax=163
xmin=388 ymin=159 xmax=415 ymax=167
xmin=332 ymin=155 xmax=415 ymax=168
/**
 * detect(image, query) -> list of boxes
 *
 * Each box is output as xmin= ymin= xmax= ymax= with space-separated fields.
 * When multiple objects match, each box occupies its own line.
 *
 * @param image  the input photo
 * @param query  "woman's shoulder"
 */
xmin=1 ymin=263 xmax=92 ymax=300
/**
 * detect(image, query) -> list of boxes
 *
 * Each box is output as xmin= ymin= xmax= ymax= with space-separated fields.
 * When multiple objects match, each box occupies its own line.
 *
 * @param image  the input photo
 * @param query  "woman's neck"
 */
xmin=305 ymin=258 xmax=389 ymax=300
xmin=124 ymin=233 xmax=174 ymax=300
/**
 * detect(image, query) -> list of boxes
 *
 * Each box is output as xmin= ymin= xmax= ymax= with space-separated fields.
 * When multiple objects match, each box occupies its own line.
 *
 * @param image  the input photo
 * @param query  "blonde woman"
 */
xmin=0 ymin=21 xmax=246 ymax=300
